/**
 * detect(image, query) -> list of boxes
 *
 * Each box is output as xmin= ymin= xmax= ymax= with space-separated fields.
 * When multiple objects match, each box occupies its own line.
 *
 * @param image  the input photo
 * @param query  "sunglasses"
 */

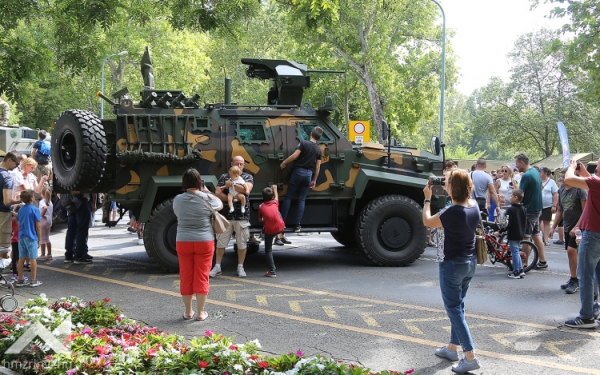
xmin=502 ymin=169 xmax=509 ymax=172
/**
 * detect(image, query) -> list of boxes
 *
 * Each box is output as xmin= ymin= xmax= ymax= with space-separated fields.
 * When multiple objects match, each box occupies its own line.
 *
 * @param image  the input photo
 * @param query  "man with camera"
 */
xmin=471 ymin=158 xmax=499 ymax=215
xmin=563 ymin=159 xmax=600 ymax=328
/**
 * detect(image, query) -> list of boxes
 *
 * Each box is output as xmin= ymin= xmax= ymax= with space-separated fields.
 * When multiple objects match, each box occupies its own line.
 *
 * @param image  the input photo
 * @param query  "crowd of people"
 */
xmin=0 ymin=130 xmax=54 ymax=288
xmin=424 ymin=154 xmax=600 ymax=373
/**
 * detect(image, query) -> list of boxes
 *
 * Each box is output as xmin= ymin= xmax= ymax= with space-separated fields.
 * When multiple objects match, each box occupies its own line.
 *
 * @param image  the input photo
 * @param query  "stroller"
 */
xmin=0 ymin=255 xmax=18 ymax=312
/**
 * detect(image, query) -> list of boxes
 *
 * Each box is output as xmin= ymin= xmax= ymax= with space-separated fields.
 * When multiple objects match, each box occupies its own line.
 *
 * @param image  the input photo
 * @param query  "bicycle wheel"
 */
xmin=520 ymin=240 xmax=539 ymax=273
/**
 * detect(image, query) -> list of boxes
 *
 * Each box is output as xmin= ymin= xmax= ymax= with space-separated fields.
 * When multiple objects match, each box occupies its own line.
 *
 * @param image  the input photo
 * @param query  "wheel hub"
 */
xmin=379 ymin=217 xmax=411 ymax=249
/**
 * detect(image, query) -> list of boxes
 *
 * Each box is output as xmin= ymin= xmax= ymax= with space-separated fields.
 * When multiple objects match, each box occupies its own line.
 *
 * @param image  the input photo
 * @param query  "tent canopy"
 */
xmin=532 ymin=153 xmax=598 ymax=172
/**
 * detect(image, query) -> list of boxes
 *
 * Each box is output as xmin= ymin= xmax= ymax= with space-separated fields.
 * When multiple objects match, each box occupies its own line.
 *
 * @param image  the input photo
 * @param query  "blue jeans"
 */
xmin=280 ymin=168 xmax=312 ymax=226
xmin=509 ymin=240 xmax=522 ymax=275
xmin=65 ymin=199 xmax=91 ymax=259
xmin=577 ymin=230 xmax=600 ymax=319
xmin=439 ymin=256 xmax=477 ymax=352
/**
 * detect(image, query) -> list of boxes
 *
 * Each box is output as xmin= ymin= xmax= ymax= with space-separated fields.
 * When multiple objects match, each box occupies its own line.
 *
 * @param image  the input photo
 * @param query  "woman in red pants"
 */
xmin=173 ymin=168 xmax=223 ymax=321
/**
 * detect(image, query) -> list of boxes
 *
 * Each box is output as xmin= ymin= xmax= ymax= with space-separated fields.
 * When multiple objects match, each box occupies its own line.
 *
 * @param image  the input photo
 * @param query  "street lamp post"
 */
xmin=431 ymin=0 xmax=445 ymax=144
xmin=100 ymin=51 xmax=128 ymax=119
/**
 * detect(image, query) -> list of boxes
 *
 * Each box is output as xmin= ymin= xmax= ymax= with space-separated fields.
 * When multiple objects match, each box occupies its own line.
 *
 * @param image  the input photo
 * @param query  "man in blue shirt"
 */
xmin=514 ymin=153 xmax=547 ymax=269
xmin=0 ymin=151 xmax=22 ymax=253
xmin=31 ymin=130 xmax=52 ymax=181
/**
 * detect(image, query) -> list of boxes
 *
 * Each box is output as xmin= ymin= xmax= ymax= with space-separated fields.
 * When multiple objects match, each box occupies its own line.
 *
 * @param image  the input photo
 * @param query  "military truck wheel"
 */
xmin=52 ymin=110 xmax=107 ymax=191
xmin=356 ymin=195 xmax=426 ymax=266
xmin=144 ymin=198 xmax=179 ymax=273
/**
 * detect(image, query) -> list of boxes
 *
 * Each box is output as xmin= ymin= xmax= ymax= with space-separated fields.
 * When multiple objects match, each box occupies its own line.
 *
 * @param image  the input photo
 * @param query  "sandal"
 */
xmin=183 ymin=311 xmax=195 ymax=320
xmin=46 ymin=255 xmax=53 ymax=261
xmin=197 ymin=311 xmax=208 ymax=321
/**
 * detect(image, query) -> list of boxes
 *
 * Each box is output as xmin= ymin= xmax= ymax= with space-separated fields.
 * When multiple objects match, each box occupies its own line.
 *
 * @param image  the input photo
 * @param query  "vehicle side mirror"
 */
xmin=431 ymin=136 xmax=441 ymax=156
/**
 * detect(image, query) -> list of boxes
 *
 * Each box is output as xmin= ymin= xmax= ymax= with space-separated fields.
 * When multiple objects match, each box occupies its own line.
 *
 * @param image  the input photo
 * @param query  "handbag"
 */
xmin=191 ymin=192 xmax=230 ymax=234
xmin=476 ymin=219 xmax=487 ymax=265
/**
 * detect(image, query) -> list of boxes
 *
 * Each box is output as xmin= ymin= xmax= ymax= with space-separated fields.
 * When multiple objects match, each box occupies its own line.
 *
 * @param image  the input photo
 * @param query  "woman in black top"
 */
xmin=423 ymin=169 xmax=481 ymax=373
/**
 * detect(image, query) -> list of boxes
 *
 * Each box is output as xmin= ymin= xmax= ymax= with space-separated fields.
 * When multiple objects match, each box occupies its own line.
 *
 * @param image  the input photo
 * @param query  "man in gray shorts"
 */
xmin=515 ymin=153 xmax=547 ymax=268
xmin=210 ymin=155 xmax=254 ymax=278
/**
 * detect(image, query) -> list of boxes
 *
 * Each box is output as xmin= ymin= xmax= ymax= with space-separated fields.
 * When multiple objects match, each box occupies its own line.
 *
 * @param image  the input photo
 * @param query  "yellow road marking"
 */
xmin=215 ymin=276 xmax=600 ymax=338
xmin=401 ymin=317 xmax=448 ymax=335
xmin=255 ymin=293 xmax=304 ymax=307
xmin=147 ymin=275 xmax=178 ymax=285
xmin=226 ymin=289 xmax=268 ymax=302
xmin=36 ymin=265 xmax=600 ymax=375
xmin=359 ymin=310 xmax=402 ymax=327
xmin=490 ymin=331 xmax=543 ymax=350
xmin=322 ymin=304 xmax=372 ymax=319
xmin=543 ymin=339 xmax=588 ymax=360
xmin=289 ymin=299 xmax=335 ymax=314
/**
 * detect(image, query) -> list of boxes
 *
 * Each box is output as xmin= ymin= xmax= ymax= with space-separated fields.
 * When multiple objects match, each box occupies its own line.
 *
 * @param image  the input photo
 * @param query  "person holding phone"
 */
xmin=563 ymin=159 xmax=600 ymax=328
xmin=423 ymin=169 xmax=481 ymax=373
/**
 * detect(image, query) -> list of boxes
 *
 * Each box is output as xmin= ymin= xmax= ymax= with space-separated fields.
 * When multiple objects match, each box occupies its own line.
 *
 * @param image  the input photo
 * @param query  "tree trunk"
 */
xmin=363 ymin=74 xmax=386 ymax=143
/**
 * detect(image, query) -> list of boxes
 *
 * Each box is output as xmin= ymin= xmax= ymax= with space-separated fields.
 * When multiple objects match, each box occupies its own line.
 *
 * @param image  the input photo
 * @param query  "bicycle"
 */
xmin=481 ymin=220 xmax=539 ymax=273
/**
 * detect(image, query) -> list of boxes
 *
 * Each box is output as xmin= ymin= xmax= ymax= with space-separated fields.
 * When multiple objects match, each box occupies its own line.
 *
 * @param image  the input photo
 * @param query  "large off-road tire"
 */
xmin=356 ymin=195 xmax=427 ymax=266
xmin=144 ymin=198 xmax=180 ymax=273
xmin=52 ymin=110 xmax=107 ymax=191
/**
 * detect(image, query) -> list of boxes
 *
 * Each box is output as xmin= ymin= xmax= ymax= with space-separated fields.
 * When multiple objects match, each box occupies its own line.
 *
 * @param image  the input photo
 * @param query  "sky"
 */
xmin=442 ymin=0 xmax=566 ymax=94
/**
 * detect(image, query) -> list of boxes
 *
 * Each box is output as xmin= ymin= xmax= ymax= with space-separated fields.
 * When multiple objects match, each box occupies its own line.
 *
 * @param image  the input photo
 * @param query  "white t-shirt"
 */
xmin=541 ymin=178 xmax=558 ymax=208
xmin=39 ymin=198 xmax=53 ymax=226
xmin=11 ymin=171 xmax=37 ymax=198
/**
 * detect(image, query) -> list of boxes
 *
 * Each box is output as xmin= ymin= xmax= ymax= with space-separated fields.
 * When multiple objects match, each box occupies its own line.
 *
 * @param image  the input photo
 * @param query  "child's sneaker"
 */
xmin=14 ymin=279 xmax=30 ymax=287
xmin=11 ymin=274 xmax=27 ymax=282
xmin=240 ymin=207 xmax=245 ymax=213
xmin=229 ymin=207 xmax=234 ymax=213
xmin=507 ymin=273 xmax=522 ymax=279
xmin=265 ymin=270 xmax=277 ymax=278
xmin=29 ymin=279 xmax=42 ymax=287
xmin=519 ymin=270 xmax=525 ymax=277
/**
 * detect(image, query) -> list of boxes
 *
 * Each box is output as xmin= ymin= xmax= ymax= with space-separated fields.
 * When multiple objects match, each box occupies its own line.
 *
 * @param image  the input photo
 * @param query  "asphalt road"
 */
xmin=6 ymin=214 xmax=600 ymax=375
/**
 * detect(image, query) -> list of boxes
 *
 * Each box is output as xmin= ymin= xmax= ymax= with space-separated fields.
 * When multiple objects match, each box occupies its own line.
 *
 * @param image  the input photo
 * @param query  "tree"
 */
xmin=539 ymin=0 xmax=600 ymax=102
xmin=470 ymin=29 xmax=599 ymax=159
xmin=280 ymin=0 xmax=458 ymax=142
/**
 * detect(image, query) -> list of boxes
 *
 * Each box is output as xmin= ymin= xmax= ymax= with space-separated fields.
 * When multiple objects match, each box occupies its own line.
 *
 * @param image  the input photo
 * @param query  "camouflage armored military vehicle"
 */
xmin=52 ymin=48 xmax=447 ymax=272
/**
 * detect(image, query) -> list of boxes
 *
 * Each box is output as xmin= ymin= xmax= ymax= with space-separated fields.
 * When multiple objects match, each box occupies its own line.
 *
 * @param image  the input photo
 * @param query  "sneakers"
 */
xmin=293 ymin=225 xmax=301 ymax=233
xmin=560 ymin=279 xmax=570 ymax=289
xmin=553 ymin=240 xmax=565 ymax=245
xmin=280 ymin=237 xmax=292 ymax=245
xmin=248 ymin=236 xmax=262 ymax=244
xmin=265 ymin=270 xmax=277 ymax=278
xmin=237 ymin=265 xmax=246 ymax=278
xmin=209 ymin=266 xmax=222 ymax=277
xmin=507 ymin=273 xmax=522 ymax=279
xmin=127 ymin=227 xmax=136 ymax=233
xmin=593 ymin=302 xmax=600 ymax=320
xmin=74 ymin=258 xmax=92 ymax=264
xmin=434 ymin=346 xmax=459 ymax=361
xmin=451 ymin=357 xmax=480 ymax=373
xmin=29 ymin=279 xmax=42 ymax=287
xmin=64 ymin=257 xmax=74 ymax=263
xmin=14 ymin=279 xmax=30 ymax=287
xmin=564 ymin=317 xmax=597 ymax=329
xmin=536 ymin=261 xmax=548 ymax=269
xmin=274 ymin=238 xmax=284 ymax=246
xmin=11 ymin=274 xmax=27 ymax=282
xmin=519 ymin=270 xmax=526 ymax=277
xmin=565 ymin=279 xmax=579 ymax=294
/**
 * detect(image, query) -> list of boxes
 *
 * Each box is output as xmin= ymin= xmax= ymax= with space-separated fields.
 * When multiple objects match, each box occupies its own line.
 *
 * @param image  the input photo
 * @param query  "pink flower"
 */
xmin=146 ymin=348 xmax=157 ymax=358
xmin=205 ymin=330 xmax=214 ymax=337
xmin=103 ymin=298 xmax=111 ymax=303
xmin=404 ymin=370 xmax=415 ymax=375
xmin=229 ymin=345 xmax=238 ymax=351
xmin=296 ymin=350 xmax=303 ymax=357
xmin=198 ymin=361 xmax=208 ymax=368
xmin=258 ymin=361 xmax=269 ymax=369
xmin=81 ymin=328 xmax=92 ymax=335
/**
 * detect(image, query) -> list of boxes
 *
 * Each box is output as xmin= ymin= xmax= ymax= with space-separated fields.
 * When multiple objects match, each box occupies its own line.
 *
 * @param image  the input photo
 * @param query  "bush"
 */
xmin=0 ymin=294 xmax=416 ymax=375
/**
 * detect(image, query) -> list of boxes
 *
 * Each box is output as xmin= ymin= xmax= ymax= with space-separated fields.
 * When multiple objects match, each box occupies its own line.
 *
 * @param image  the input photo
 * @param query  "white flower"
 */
xmin=233 ymin=364 xmax=243 ymax=371
xmin=39 ymin=293 xmax=47 ymax=299
xmin=316 ymin=364 xmax=325 ymax=371
xmin=251 ymin=339 xmax=262 ymax=348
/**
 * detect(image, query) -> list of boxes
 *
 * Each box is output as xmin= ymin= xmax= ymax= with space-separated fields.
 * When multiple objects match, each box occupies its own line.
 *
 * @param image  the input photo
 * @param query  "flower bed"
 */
xmin=0 ymin=295 xmax=416 ymax=375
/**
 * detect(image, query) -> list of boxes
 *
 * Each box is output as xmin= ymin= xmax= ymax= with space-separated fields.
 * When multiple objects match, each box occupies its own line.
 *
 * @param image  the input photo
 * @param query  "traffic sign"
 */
xmin=349 ymin=120 xmax=370 ymax=144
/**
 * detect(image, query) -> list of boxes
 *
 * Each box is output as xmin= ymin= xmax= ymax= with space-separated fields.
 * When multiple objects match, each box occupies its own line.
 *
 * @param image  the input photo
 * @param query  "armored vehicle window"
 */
xmin=297 ymin=121 xmax=333 ymax=144
xmin=235 ymin=120 xmax=269 ymax=144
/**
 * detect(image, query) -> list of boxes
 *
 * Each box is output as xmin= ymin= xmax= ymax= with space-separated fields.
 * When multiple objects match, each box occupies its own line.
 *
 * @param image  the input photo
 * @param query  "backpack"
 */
xmin=61 ymin=193 xmax=83 ymax=214
xmin=38 ymin=140 xmax=51 ymax=156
